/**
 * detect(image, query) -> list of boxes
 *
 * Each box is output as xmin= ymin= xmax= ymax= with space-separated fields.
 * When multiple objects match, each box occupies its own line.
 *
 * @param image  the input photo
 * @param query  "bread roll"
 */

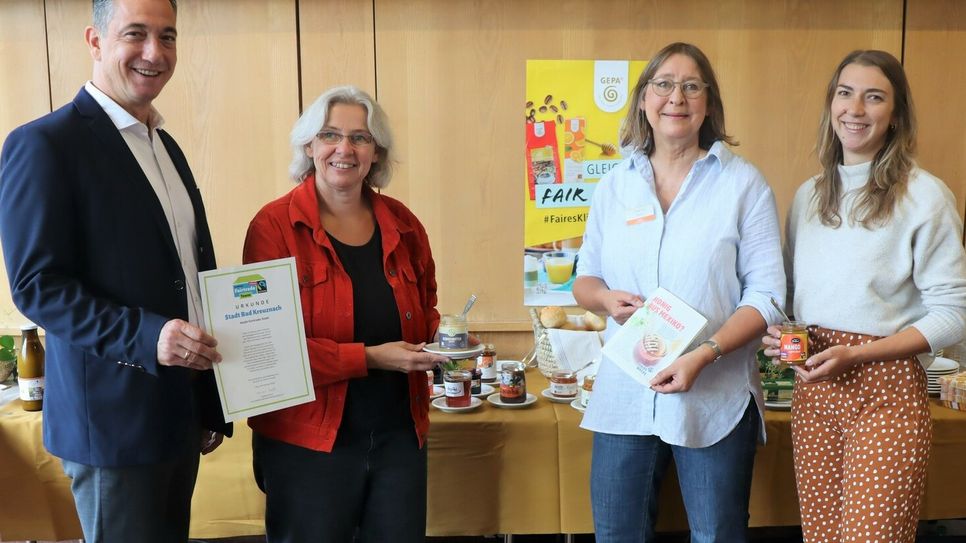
xmin=560 ymin=321 xmax=583 ymax=331
xmin=540 ymin=306 xmax=568 ymax=328
xmin=583 ymin=311 xmax=606 ymax=331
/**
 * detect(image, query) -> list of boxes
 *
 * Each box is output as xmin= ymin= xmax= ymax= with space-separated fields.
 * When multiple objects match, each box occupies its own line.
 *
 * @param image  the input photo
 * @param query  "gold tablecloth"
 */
xmin=2 ymin=373 xmax=966 ymax=540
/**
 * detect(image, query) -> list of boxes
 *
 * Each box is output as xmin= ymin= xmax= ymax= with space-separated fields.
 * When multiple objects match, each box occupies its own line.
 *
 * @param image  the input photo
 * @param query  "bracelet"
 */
xmin=700 ymin=339 xmax=723 ymax=363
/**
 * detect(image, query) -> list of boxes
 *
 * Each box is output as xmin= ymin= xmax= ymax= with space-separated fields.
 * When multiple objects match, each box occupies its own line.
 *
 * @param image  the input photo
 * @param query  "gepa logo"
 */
xmin=593 ymin=61 xmax=630 ymax=113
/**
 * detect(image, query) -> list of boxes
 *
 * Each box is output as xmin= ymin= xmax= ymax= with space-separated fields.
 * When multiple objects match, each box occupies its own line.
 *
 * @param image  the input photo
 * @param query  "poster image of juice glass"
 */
xmin=524 ymin=59 xmax=647 ymax=306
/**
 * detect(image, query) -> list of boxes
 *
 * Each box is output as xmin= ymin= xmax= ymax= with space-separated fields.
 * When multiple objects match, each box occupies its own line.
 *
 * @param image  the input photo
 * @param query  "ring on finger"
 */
xmin=184 ymin=349 xmax=191 ymax=362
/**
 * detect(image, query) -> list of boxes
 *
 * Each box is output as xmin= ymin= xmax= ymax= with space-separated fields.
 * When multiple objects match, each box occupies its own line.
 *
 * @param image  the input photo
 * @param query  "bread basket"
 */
xmin=529 ymin=308 xmax=560 ymax=377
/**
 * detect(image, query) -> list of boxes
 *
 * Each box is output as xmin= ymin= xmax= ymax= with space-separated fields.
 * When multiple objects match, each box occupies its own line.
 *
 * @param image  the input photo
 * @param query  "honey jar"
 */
xmin=439 ymin=314 xmax=469 ymax=350
xmin=549 ymin=370 xmax=578 ymax=398
xmin=780 ymin=321 xmax=808 ymax=365
xmin=478 ymin=344 xmax=497 ymax=383
xmin=499 ymin=362 xmax=527 ymax=404
xmin=580 ymin=375 xmax=595 ymax=408
xmin=444 ymin=370 xmax=472 ymax=407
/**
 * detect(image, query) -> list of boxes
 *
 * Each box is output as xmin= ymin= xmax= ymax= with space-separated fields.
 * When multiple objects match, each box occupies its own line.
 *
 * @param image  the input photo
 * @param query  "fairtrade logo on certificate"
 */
xmin=233 ymin=275 xmax=268 ymax=299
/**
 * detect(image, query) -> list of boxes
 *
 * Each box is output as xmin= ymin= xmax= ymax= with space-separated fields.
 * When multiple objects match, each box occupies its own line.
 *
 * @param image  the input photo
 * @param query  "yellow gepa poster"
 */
xmin=524 ymin=59 xmax=646 ymax=306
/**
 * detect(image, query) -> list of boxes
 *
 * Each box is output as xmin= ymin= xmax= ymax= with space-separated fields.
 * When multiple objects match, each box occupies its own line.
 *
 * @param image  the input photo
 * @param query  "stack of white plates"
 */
xmin=926 ymin=357 xmax=960 ymax=397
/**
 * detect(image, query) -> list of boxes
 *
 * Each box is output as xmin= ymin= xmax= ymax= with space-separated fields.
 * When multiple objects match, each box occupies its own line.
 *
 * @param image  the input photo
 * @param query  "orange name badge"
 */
xmin=625 ymin=205 xmax=656 ymax=225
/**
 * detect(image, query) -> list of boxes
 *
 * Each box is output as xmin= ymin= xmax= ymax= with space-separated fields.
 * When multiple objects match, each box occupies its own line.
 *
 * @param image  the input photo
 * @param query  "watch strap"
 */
xmin=700 ymin=339 xmax=723 ymax=362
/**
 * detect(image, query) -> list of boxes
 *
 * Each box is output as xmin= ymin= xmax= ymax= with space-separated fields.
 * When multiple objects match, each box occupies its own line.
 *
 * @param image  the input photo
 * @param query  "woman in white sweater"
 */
xmin=764 ymin=50 xmax=966 ymax=543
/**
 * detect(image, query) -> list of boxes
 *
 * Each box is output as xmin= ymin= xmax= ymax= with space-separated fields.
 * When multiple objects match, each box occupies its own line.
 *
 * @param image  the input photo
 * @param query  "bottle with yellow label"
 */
xmin=18 ymin=324 xmax=45 ymax=412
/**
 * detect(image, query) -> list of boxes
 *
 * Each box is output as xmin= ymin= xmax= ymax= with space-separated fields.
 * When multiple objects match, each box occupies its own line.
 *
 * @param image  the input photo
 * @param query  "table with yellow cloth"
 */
xmin=2 ymin=373 xmax=966 ymax=540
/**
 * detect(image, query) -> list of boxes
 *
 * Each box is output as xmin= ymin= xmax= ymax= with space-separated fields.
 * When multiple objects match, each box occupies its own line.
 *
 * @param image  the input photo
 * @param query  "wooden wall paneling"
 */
xmin=43 ymin=0 xmax=91 ymax=109
xmin=0 ymin=0 xmax=52 ymax=331
xmin=904 ymin=0 xmax=966 ymax=228
xmin=43 ymin=0 xmax=300 ymax=274
xmin=374 ymin=0 xmax=903 ymax=330
xmin=708 ymin=0 xmax=902 ymax=225
xmin=298 ymin=0 xmax=377 ymax=100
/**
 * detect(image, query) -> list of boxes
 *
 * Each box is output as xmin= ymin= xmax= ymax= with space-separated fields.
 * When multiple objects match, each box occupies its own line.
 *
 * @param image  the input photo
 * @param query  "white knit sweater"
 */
xmin=786 ymin=162 xmax=966 ymax=352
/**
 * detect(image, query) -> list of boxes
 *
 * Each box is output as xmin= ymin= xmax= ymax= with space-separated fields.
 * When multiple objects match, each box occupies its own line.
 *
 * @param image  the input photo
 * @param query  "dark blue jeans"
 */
xmin=590 ymin=396 xmax=759 ymax=543
xmin=253 ymin=427 xmax=427 ymax=543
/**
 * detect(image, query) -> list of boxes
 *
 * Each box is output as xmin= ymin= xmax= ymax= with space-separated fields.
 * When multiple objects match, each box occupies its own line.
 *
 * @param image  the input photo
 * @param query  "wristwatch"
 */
xmin=700 ymin=339 xmax=723 ymax=363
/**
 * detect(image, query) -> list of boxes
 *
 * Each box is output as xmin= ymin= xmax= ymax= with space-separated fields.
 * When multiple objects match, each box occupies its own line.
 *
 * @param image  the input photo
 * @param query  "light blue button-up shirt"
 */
xmin=576 ymin=141 xmax=785 ymax=447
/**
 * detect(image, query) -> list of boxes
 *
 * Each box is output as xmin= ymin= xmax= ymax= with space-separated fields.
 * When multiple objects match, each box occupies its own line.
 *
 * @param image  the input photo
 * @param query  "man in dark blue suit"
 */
xmin=0 ymin=1 xmax=231 ymax=541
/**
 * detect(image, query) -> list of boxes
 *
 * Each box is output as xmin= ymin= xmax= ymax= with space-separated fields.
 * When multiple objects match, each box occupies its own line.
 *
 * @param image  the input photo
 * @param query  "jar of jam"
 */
xmin=444 ymin=369 xmax=472 ymax=408
xmin=580 ymin=375 xmax=595 ymax=408
xmin=426 ymin=370 xmax=435 ymax=397
xmin=499 ymin=362 xmax=527 ymax=404
xmin=550 ymin=370 xmax=578 ymax=398
xmin=470 ymin=367 xmax=482 ymax=394
xmin=478 ymin=343 xmax=497 ymax=383
xmin=780 ymin=321 xmax=808 ymax=365
xmin=439 ymin=314 xmax=469 ymax=350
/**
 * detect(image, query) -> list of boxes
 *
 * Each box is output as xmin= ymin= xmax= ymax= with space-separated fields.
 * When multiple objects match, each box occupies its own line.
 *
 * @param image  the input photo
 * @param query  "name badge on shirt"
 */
xmin=625 ymin=205 xmax=656 ymax=225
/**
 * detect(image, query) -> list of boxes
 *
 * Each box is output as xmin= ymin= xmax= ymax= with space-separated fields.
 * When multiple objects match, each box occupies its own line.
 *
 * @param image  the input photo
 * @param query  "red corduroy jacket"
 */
xmin=242 ymin=177 xmax=439 ymax=452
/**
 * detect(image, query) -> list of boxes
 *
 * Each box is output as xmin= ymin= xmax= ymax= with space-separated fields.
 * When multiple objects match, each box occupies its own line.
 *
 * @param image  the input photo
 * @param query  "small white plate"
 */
xmin=541 ymin=388 xmax=577 ymax=404
xmin=927 ymin=357 xmax=960 ymax=373
xmin=765 ymin=400 xmax=792 ymax=411
xmin=429 ymin=385 xmax=444 ymax=399
xmin=486 ymin=393 xmax=537 ymax=409
xmin=570 ymin=398 xmax=586 ymax=413
xmin=423 ymin=342 xmax=485 ymax=358
xmin=432 ymin=396 xmax=482 ymax=413
xmin=472 ymin=384 xmax=496 ymax=398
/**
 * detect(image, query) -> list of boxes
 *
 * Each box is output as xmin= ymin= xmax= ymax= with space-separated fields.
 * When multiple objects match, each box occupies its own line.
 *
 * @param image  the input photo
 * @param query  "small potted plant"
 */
xmin=0 ymin=335 xmax=16 ymax=383
xmin=758 ymin=347 xmax=794 ymax=403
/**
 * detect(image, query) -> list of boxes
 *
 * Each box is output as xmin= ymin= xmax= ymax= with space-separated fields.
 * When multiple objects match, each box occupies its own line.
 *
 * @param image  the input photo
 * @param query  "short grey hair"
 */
xmin=93 ymin=0 xmax=178 ymax=32
xmin=289 ymin=85 xmax=395 ymax=188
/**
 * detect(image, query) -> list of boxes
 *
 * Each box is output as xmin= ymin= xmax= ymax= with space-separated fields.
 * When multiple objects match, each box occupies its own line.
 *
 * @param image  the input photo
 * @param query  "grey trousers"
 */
xmin=61 ymin=449 xmax=200 ymax=543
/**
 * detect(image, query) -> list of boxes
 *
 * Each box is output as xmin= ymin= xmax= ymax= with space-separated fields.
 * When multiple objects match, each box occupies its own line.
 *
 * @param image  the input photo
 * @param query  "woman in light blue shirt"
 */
xmin=573 ymin=42 xmax=785 ymax=543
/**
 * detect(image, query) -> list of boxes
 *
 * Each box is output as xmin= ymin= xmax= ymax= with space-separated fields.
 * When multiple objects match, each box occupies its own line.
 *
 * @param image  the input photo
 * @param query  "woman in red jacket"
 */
xmin=243 ymin=85 xmax=448 ymax=542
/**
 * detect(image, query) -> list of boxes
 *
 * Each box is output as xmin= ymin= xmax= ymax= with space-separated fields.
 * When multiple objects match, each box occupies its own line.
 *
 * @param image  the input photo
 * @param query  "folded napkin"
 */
xmin=547 ymin=328 xmax=602 ymax=375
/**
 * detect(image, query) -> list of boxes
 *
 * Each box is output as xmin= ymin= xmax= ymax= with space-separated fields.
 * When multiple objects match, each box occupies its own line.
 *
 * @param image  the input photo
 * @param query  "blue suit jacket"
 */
xmin=0 ymin=88 xmax=231 ymax=467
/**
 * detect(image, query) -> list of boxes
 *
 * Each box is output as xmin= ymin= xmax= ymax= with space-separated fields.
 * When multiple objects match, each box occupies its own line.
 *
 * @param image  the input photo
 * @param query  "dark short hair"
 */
xmin=620 ymin=42 xmax=736 ymax=155
xmin=93 ymin=0 xmax=178 ymax=32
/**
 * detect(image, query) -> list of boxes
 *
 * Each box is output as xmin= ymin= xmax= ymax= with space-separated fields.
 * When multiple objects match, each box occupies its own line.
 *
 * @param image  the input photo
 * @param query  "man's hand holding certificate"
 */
xmin=199 ymin=257 xmax=314 ymax=422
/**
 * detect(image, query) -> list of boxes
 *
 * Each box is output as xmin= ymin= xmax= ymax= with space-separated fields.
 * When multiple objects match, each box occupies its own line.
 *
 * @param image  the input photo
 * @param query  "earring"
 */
xmin=889 ymin=124 xmax=896 ymax=130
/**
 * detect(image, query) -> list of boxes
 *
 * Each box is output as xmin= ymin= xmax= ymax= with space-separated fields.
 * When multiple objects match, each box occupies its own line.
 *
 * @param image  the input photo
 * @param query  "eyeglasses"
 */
xmin=315 ymin=130 xmax=375 ymax=147
xmin=647 ymin=79 xmax=709 ymax=98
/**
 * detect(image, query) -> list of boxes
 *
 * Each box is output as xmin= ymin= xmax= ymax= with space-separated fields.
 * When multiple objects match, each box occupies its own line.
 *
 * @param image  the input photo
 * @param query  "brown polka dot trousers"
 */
xmin=791 ymin=326 xmax=931 ymax=543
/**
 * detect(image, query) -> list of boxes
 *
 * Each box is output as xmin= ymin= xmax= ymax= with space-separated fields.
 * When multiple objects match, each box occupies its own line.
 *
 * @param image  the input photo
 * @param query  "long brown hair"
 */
xmin=812 ymin=50 xmax=917 ymax=228
xmin=620 ymin=42 xmax=736 ymax=155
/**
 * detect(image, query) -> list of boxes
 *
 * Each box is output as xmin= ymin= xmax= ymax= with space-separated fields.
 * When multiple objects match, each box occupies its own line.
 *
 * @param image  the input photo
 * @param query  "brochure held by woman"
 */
xmin=601 ymin=287 xmax=708 ymax=386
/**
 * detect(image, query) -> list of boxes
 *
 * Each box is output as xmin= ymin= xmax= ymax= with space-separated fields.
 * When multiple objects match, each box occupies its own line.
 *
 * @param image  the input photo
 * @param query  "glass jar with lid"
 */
xmin=549 ymin=370 xmax=578 ymax=398
xmin=478 ymin=344 xmax=497 ymax=383
xmin=779 ymin=321 xmax=808 ymax=365
xmin=443 ymin=369 xmax=472 ymax=407
xmin=438 ymin=314 xmax=468 ymax=350
xmin=580 ymin=375 xmax=595 ymax=408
